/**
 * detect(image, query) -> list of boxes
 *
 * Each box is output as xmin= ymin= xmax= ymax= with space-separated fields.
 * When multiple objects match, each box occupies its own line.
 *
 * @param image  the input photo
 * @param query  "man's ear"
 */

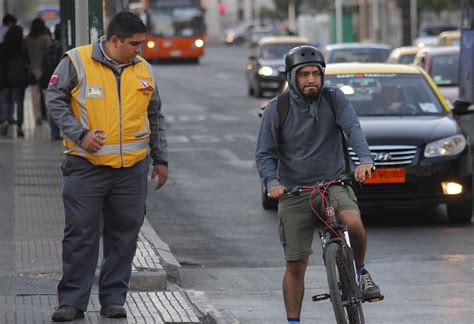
xmin=110 ymin=35 xmax=120 ymax=47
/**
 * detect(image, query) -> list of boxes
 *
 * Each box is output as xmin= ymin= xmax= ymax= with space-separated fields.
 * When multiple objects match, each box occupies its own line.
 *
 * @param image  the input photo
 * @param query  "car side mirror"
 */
xmin=451 ymin=100 xmax=474 ymax=116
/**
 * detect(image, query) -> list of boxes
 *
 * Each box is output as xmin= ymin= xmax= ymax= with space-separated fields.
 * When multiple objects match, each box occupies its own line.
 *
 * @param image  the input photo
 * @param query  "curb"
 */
xmin=185 ymin=290 xmax=240 ymax=324
xmin=140 ymin=217 xmax=183 ymax=285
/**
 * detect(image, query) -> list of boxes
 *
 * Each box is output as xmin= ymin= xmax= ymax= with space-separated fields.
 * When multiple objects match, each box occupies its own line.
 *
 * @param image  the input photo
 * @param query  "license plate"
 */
xmin=170 ymin=50 xmax=182 ymax=57
xmin=364 ymin=168 xmax=406 ymax=184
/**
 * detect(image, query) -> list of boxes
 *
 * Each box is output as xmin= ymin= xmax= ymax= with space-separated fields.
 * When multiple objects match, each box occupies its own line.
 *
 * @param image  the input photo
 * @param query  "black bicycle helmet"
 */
xmin=285 ymin=45 xmax=326 ymax=72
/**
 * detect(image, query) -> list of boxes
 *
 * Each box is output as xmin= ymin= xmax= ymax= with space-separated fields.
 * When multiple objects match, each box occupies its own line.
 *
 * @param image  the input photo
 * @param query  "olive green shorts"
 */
xmin=277 ymin=185 xmax=360 ymax=261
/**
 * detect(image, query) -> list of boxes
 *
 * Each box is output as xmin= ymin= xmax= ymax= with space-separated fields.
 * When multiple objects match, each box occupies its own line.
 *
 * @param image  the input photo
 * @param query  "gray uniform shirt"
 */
xmin=45 ymin=36 xmax=168 ymax=165
xmin=256 ymin=85 xmax=373 ymax=189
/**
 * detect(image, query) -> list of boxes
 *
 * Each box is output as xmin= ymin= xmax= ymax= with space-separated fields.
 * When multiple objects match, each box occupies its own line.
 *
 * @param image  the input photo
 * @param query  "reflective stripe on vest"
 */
xmin=67 ymin=140 xmax=148 ymax=156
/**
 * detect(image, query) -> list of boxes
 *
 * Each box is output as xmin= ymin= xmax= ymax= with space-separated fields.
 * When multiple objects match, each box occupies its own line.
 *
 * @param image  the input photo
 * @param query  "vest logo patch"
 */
xmin=49 ymin=74 xmax=59 ymax=85
xmin=86 ymin=85 xmax=104 ymax=98
xmin=139 ymin=80 xmax=154 ymax=92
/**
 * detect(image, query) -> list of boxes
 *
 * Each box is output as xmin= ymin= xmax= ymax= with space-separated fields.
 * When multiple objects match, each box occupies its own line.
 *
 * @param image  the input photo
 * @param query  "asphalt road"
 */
xmin=146 ymin=44 xmax=474 ymax=323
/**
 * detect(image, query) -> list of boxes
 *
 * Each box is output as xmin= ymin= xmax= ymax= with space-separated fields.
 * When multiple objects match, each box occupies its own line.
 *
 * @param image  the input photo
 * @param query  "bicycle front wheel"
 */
xmin=325 ymin=242 xmax=364 ymax=324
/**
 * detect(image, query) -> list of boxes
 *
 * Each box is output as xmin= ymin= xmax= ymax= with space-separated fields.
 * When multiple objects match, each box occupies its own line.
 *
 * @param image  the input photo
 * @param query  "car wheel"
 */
xmin=248 ymin=84 xmax=255 ymax=96
xmin=255 ymin=82 xmax=263 ymax=98
xmin=261 ymin=182 xmax=278 ymax=210
xmin=447 ymin=198 xmax=472 ymax=223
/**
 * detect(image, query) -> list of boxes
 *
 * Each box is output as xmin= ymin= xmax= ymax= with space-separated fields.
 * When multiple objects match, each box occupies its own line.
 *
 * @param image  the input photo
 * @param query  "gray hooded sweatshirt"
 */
xmin=255 ymin=64 xmax=373 ymax=189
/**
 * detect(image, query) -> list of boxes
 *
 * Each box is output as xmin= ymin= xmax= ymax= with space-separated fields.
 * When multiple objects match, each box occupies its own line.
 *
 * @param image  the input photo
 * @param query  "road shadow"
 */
xmin=361 ymin=205 xmax=473 ymax=228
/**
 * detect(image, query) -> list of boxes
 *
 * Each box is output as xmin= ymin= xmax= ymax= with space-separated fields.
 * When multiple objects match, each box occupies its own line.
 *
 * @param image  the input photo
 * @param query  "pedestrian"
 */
xmin=39 ymin=23 xmax=63 ymax=140
xmin=46 ymin=11 xmax=168 ymax=321
xmin=0 ymin=14 xmax=16 ymax=42
xmin=0 ymin=14 xmax=17 ymax=124
xmin=1 ymin=25 xmax=30 ymax=137
xmin=24 ymin=17 xmax=51 ymax=126
xmin=255 ymin=45 xmax=382 ymax=324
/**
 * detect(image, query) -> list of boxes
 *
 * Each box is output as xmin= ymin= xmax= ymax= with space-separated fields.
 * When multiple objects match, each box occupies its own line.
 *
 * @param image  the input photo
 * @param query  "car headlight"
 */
xmin=147 ymin=41 xmax=156 ymax=49
xmin=258 ymin=66 xmax=277 ymax=77
xmin=194 ymin=39 xmax=204 ymax=48
xmin=424 ymin=134 xmax=466 ymax=158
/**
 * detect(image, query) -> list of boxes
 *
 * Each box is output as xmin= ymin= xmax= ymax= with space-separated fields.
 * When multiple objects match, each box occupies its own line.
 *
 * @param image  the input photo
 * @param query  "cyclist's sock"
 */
xmin=288 ymin=318 xmax=300 ymax=324
xmin=356 ymin=263 xmax=366 ymax=276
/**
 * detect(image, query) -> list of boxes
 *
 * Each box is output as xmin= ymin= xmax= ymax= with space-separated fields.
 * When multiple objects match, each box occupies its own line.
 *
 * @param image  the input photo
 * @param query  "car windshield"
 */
xmin=325 ymin=73 xmax=446 ymax=116
xmin=259 ymin=43 xmax=306 ymax=59
xmin=328 ymin=48 xmax=390 ymax=63
xmin=431 ymin=54 xmax=459 ymax=86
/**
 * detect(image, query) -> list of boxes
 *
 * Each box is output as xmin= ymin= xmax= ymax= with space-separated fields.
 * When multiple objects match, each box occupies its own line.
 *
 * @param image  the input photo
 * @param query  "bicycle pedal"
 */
xmin=366 ymin=295 xmax=384 ymax=303
xmin=312 ymin=293 xmax=330 ymax=302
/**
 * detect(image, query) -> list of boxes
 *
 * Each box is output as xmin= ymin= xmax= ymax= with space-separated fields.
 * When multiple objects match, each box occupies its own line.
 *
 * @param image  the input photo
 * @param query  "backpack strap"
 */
xmin=321 ymin=88 xmax=351 ymax=174
xmin=276 ymin=91 xmax=290 ymax=139
xmin=276 ymin=88 xmax=352 ymax=174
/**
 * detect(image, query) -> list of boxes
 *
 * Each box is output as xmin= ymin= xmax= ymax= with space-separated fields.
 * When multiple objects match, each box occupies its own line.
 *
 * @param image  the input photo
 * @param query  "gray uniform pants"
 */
xmin=57 ymin=155 xmax=149 ymax=311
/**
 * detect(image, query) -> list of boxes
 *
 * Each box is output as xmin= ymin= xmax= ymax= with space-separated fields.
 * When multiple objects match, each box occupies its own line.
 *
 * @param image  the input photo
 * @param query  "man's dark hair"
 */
xmin=106 ymin=12 xmax=146 ymax=41
xmin=2 ymin=14 xmax=17 ymax=26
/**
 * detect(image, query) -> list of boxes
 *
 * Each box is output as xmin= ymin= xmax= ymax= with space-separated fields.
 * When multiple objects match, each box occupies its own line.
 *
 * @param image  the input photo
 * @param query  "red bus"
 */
xmin=132 ymin=0 xmax=205 ymax=63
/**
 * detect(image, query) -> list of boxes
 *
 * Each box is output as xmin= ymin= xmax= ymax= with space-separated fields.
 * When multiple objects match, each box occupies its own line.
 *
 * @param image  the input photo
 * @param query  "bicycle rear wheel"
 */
xmin=325 ymin=242 xmax=364 ymax=324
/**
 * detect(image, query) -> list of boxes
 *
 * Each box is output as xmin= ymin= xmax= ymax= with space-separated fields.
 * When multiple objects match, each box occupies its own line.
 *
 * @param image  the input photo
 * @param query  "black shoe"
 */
xmin=358 ymin=270 xmax=382 ymax=301
xmin=51 ymin=305 xmax=84 ymax=322
xmin=100 ymin=304 xmax=127 ymax=318
xmin=17 ymin=128 xmax=24 ymax=138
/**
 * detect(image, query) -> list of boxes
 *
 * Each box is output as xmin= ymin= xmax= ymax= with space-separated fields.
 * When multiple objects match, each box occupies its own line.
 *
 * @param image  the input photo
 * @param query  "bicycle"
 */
xmin=285 ymin=174 xmax=383 ymax=324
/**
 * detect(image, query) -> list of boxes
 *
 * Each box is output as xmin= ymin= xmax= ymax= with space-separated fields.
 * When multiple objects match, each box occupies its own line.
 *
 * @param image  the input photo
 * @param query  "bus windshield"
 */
xmin=147 ymin=7 xmax=205 ymax=37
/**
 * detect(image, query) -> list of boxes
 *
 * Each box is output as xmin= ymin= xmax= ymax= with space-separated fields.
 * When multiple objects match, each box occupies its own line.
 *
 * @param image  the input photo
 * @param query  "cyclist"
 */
xmin=255 ymin=45 xmax=382 ymax=324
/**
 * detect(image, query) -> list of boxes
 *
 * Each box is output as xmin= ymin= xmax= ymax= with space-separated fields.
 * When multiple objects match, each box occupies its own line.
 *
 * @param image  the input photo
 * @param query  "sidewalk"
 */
xmin=0 ymin=92 xmax=239 ymax=323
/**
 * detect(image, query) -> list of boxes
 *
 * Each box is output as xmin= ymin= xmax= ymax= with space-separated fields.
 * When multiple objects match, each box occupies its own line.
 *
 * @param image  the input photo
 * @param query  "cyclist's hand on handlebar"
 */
xmin=267 ymin=185 xmax=286 ymax=199
xmin=355 ymin=163 xmax=373 ymax=182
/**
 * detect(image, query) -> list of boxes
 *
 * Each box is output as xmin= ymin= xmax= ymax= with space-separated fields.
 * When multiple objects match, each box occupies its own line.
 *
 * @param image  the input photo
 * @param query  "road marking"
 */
xmin=215 ymin=149 xmax=254 ymax=169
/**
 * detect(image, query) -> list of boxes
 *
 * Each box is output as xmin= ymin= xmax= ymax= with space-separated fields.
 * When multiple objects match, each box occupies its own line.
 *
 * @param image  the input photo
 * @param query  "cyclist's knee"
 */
xmin=286 ymin=257 xmax=308 ymax=276
xmin=338 ymin=209 xmax=363 ymax=227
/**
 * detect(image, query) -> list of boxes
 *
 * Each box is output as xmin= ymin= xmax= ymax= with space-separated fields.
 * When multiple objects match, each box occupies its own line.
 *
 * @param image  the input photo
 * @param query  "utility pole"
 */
xmin=335 ymin=0 xmax=342 ymax=43
xmin=459 ymin=0 xmax=474 ymax=102
xmin=60 ymin=0 xmax=104 ymax=50
xmin=410 ymin=0 xmax=417 ymax=44
xmin=372 ymin=0 xmax=380 ymax=42
xmin=288 ymin=0 xmax=296 ymax=34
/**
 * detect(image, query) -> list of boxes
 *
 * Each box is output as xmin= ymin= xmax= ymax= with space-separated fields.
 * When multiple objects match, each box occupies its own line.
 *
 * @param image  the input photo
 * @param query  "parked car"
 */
xmin=413 ymin=46 xmax=460 ymax=107
xmin=387 ymin=46 xmax=419 ymax=64
xmin=246 ymin=36 xmax=310 ymax=97
xmin=258 ymin=63 xmax=473 ymax=223
xmin=324 ymin=43 xmax=392 ymax=63
xmin=414 ymin=23 xmax=458 ymax=48
xmin=436 ymin=30 xmax=461 ymax=47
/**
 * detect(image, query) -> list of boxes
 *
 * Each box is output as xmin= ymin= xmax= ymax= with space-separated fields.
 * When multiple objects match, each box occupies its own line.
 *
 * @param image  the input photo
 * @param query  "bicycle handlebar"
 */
xmin=284 ymin=173 xmax=356 ymax=197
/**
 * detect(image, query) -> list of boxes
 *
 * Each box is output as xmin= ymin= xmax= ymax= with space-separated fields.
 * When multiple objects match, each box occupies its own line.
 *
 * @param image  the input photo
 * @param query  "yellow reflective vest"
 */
xmin=64 ymin=45 xmax=154 ymax=168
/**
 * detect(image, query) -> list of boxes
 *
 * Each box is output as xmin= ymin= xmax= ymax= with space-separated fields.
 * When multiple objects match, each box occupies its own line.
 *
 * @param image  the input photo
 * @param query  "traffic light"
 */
xmin=219 ymin=3 xmax=226 ymax=15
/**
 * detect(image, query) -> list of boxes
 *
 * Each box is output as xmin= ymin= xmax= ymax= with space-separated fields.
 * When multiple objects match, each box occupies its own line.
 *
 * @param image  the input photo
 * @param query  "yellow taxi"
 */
xmin=436 ymin=30 xmax=461 ymax=47
xmin=386 ymin=46 xmax=419 ymax=64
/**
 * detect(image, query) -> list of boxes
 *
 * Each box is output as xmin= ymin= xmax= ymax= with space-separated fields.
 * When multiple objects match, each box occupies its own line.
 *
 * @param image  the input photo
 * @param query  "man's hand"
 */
xmin=151 ymin=164 xmax=168 ymax=190
xmin=354 ymin=163 xmax=373 ymax=182
xmin=80 ymin=128 xmax=104 ymax=153
xmin=267 ymin=185 xmax=286 ymax=199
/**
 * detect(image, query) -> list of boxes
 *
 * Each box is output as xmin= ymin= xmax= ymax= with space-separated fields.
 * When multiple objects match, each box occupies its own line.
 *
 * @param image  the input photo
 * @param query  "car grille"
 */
xmin=349 ymin=145 xmax=418 ymax=167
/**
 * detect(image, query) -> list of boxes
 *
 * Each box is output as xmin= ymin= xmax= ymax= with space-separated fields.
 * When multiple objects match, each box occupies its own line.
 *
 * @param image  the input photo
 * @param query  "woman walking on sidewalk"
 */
xmin=1 ymin=25 xmax=30 ymax=137
xmin=24 ymin=18 xmax=51 ymax=126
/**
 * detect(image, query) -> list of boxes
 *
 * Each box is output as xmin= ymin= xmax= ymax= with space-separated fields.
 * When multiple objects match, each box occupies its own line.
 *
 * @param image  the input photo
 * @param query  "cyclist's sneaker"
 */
xmin=358 ymin=269 xmax=382 ymax=300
